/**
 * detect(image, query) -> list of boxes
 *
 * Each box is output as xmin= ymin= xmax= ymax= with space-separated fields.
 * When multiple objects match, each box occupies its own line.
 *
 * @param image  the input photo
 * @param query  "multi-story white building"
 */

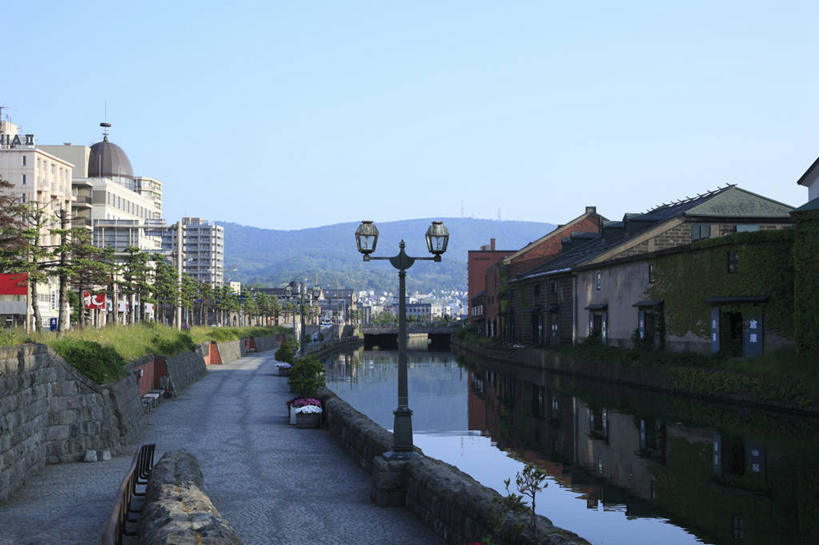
xmin=0 ymin=118 xmax=74 ymax=329
xmin=42 ymin=125 xmax=163 ymax=256
xmin=1 ymin=120 xmax=74 ymax=246
xmin=133 ymin=177 xmax=162 ymax=218
xmin=161 ymin=217 xmax=224 ymax=287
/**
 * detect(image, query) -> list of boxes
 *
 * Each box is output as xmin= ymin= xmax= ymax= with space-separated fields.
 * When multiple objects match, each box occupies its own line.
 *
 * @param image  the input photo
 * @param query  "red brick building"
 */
xmin=487 ymin=207 xmax=605 ymax=340
xmin=505 ymin=207 xmax=605 ymax=277
xmin=467 ymin=239 xmax=515 ymax=323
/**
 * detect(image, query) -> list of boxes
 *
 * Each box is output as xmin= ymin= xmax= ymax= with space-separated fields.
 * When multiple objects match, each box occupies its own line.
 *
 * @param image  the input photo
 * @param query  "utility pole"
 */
xmin=176 ymin=221 xmax=183 ymax=330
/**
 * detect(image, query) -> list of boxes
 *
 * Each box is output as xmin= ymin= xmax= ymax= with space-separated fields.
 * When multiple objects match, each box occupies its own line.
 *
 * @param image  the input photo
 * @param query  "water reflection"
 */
xmin=324 ymin=348 xmax=819 ymax=545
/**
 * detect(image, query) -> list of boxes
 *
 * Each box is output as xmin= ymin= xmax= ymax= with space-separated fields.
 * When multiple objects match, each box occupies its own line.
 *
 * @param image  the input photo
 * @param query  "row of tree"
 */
xmin=0 ymin=177 xmax=293 ymax=333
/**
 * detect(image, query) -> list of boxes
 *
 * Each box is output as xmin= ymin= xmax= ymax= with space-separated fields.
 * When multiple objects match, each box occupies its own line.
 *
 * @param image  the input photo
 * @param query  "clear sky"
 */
xmin=4 ymin=1 xmax=817 ymax=229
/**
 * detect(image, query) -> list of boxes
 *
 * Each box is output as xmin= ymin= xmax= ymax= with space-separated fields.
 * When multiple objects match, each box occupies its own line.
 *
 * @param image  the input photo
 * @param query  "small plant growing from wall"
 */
xmin=480 ymin=464 xmax=547 ymax=544
xmin=515 ymin=464 xmax=548 ymax=530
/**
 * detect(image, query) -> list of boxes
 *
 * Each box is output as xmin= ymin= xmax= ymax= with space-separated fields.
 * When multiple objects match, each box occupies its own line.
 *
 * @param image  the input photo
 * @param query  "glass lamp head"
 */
xmin=355 ymin=220 xmax=379 ymax=255
xmin=425 ymin=221 xmax=449 ymax=256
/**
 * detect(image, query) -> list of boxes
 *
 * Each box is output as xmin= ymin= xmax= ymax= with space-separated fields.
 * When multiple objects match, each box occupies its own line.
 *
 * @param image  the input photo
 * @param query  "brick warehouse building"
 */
xmin=467 ymin=238 xmax=515 ymax=323
xmin=487 ymin=207 xmax=605 ymax=341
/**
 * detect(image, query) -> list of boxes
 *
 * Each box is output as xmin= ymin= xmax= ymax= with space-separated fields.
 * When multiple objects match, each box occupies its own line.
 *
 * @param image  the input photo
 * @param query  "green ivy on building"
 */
xmin=792 ymin=205 xmax=819 ymax=353
xmin=647 ymin=230 xmax=794 ymax=339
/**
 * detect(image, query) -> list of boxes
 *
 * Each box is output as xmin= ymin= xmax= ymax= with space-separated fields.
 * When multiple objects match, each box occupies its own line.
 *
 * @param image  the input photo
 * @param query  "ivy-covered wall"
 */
xmin=792 ymin=209 xmax=819 ymax=353
xmin=647 ymin=230 xmax=794 ymax=340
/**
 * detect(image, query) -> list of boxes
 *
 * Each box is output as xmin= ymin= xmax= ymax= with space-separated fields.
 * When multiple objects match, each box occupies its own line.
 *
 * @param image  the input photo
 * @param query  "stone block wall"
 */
xmin=0 ymin=344 xmax=146 ymax=502
xmin=163 ymin=350 xmax=207 ymax=397
xmin=253 ymin=335 xmax=279 ymax=353
xmin=1 ymin=332 xmax=281 ymax=503
xmin=319 ymin=391 xmax=393 ymax=473
xmin=316 ymin=387 xmax=588 ymax=545
xmin=216 ymin=340 xmax=241 ymax=364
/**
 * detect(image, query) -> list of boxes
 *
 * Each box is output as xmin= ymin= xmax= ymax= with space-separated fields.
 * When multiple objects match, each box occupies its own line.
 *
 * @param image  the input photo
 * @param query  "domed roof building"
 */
xmin=87 ymin=123 xmax=133 ymax=187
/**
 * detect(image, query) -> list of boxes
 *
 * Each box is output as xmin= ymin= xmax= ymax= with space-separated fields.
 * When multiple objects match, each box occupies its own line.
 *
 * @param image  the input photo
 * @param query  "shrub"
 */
xmin=275 ymin=338 xmax=297 ymax=363
xmin=287 ymin=355 xmax=325 ymax=398
xmin=149 ymin=332 xmax=196 ymax=355
xmin=51 ymin=338 xmax=126 ymax=384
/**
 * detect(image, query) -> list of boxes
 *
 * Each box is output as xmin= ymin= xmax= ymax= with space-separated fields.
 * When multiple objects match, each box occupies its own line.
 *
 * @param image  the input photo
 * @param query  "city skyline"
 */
xmin=4 ymin=2 xmax=816 ymax=230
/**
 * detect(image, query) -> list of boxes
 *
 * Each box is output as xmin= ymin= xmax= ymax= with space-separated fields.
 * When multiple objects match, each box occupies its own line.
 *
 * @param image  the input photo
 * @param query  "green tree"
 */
xmin=254 ymin=291 xmax=271 ymax=326
xmin=151 ymin=257 xmax=179 ymax=325
xmin=180 ymin=274 xmax=198 ymax=327
xmin=197 ymin=280 xmax=214 ymax=326
xmin=69 ymin=229 xmax=113 ymax=328
xmin=0 ymin=177 xmax=25 ymax=272
xmin=51 ymin=208 xmax=72 ymax=334
xmin=122 ymin=247 xmax=151 ymax=324
xmin=241 ymin=288 xmax=259 ymax=326
xmin=16 ymin=201 xmax=57 ymax=332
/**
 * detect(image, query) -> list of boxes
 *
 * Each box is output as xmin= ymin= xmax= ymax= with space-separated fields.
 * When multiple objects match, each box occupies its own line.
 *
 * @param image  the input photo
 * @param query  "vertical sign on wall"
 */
xmin=710 ymin=307 xmax=720 ymax=354
xmin=743 ymin=315 xmax=764 ymax=358
xmin=638 ymin=309 xmax=645 ymax=340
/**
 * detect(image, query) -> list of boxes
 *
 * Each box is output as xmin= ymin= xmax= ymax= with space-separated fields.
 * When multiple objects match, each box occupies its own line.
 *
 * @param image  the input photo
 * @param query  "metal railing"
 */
xmin=101 ymin=444 xmax=155 ymax=545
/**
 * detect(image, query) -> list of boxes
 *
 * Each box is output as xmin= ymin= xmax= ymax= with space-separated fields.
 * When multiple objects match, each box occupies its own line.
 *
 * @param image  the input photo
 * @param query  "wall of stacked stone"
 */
xmin=303 ymin=336 xmax=363 ymax=358
xmin=216 ymin=340 xmax=241 ymax=364
xmin=317 ymin=390 xmax=392 ymax=473
xmin=0 ymin=344 xmax=145 ymax=502
xmin=163 ymin=350 xmax=208 ymax=397
xmin=252 ymin=335 xmax=280 ymax=353
xmin=1 ymin=334 xmax=282 ymax=503
xmin=315 ymin=387 xmax=587 ymax=545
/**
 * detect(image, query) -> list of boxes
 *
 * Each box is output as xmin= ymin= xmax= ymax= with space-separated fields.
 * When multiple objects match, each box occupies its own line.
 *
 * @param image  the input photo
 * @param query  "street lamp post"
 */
xmin=355 ymin=220 xmax=449 ymax=459
xmin=286 ymin=280 xmax=321 ymax=355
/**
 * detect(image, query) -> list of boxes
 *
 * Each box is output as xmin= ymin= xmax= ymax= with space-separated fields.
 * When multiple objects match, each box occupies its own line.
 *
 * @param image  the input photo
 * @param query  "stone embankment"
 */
xmin=0 ymin=343 xmax=145 ymax=502
xmin=316 ymin=387 xmax=589 ymax=545
xmin=139 ymin=450 xmax=242 ymax=545
xmin=302 ymin=335 xmax=363 ymax=358
xmin=452 ymin=337 xmax=819 ymax=416
xmin=0 ymin=334 xmax=282 ymax=503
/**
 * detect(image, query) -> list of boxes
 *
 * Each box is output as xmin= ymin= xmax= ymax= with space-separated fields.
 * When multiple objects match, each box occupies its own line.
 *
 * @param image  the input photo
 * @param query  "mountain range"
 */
xmin=219 ymin=218 xmax=556 ymax=294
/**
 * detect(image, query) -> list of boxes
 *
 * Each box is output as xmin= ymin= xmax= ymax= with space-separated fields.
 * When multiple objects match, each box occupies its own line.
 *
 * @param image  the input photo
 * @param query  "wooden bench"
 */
xmin=101 ymin=443 xmax=155 ymax=545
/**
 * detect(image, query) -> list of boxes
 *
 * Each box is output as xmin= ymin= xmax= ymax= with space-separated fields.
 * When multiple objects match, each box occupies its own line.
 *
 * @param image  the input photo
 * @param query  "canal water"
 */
xmin=324 ymin=346 xmax=819 ymax=545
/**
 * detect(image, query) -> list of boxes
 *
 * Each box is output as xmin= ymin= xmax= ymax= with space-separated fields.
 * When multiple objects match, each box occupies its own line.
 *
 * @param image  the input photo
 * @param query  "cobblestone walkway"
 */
xmin=0 ymin=350 xmax=445 ymax=545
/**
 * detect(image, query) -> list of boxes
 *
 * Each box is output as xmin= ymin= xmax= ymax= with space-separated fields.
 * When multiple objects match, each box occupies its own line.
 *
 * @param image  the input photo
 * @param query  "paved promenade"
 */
xmin=0 ymin=350 xmax=445 ymax=545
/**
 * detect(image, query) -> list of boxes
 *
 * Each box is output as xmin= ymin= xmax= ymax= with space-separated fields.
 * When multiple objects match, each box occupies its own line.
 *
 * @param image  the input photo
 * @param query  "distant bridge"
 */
xmin=360 ymin=324 xmax=458 ymax=349
xmin=360 ymin=324 xmax=459 ymax=335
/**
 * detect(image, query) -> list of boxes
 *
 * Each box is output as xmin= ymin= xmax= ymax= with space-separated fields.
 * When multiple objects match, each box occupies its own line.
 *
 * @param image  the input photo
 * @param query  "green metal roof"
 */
xmin=794 ymin=196 xmax=819 ymax=212
xmin=685 ymin=187 xmax=794 ymax=218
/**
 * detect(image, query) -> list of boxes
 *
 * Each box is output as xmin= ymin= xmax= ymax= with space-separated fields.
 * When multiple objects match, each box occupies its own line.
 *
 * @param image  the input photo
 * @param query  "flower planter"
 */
xmin=277 ymin=367 xmax=290 ymax=376
xmin=289 ymin=406 xmax=297 ymax=425
xmin=295 ymin=412 xmax=321 ymax=428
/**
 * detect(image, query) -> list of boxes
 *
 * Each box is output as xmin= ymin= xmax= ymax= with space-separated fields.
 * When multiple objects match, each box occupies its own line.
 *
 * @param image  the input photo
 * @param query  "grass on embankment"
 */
xmin=457 ymin=330 xmax=819 ymax=409
xmin=0 ymin=323 xmax=288 ymax=384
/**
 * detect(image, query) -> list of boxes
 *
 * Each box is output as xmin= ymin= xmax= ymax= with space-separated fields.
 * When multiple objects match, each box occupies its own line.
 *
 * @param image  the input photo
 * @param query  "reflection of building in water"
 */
xmin=468 ymin=359 xmax=815 ymax=545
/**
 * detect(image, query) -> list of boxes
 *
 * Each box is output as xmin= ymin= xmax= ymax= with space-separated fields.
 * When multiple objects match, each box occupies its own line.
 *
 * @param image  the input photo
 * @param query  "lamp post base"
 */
xmin=390 ymin=407 xmax=416 ymax=457
xmin=372 ymin=454 xmax=412 ymax=507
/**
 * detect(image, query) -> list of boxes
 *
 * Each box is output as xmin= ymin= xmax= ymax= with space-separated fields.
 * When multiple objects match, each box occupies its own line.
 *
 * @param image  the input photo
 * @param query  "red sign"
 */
xmin=83 ymin=291 xmax=107 ymax=310
xmin=0 ymin=273 xmax=27 ymax=295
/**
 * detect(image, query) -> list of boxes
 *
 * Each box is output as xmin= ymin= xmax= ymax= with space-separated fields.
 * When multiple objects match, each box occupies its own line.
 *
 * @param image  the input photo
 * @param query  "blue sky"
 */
xmin=4 ymin=1 xmax=817 ymax=229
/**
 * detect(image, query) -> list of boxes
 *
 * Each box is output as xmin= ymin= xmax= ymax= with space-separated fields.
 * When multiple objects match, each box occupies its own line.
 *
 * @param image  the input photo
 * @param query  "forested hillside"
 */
xmin=220 ymin=217 xmax=555 ymax=293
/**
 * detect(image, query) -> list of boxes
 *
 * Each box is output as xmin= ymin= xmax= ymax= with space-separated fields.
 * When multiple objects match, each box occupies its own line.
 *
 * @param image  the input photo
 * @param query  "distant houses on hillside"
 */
xmin=469 ymin=176 xmax=819 ymax=356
